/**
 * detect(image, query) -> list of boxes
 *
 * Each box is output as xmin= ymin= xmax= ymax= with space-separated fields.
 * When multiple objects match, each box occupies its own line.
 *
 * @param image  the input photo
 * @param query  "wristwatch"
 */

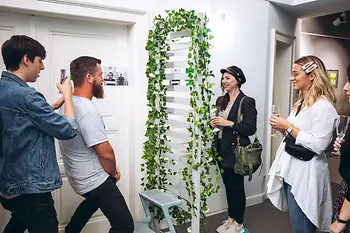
xmin=286 ymin=124 xmax=293 ymax=134
xmin=336 ymin=215 xmax=348 ymax=224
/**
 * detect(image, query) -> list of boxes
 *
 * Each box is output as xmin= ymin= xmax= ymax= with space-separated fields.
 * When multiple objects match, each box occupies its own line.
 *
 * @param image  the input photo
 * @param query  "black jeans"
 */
xmin=0 ymin=192 xmax=59 ymax=233
xmin=221 ymin=166 xmax=246 ymax=224
xmin=218 ymin=139 xmax=246 ymax=224
xmin=65 ymin=177 xmax=134 ymax=233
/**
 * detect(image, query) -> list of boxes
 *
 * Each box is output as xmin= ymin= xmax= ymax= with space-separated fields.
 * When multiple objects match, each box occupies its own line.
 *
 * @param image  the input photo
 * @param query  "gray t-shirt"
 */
xmin=58 ymin=96 xmax=109 ymax=195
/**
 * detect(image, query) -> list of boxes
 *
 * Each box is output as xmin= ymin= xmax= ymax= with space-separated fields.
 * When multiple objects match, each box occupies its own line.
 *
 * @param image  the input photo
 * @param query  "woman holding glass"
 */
xmin=330 ymin=64 xmax=350 ymax=233
xmin=267 ymin=55 xmax=339 ymax=233
xmin=211 ymin=65 xmax=257 ymax=233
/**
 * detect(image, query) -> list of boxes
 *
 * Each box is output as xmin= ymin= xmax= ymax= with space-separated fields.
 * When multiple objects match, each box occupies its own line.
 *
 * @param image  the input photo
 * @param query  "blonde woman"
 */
xmin=267 ymin=55 xmax=339 ymax=233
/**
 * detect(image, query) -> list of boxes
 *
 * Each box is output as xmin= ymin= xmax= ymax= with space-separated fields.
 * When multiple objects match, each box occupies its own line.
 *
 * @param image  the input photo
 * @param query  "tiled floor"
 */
xmin=170 ymin=182 xmax=340 ymax=233
xmin=164 ymin=156 xmax=342 ymax=233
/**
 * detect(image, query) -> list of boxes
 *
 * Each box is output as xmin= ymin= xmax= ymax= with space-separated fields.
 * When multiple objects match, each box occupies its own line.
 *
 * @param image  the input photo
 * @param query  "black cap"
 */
xmin=220 ymin=66 xmax=246 ymax=85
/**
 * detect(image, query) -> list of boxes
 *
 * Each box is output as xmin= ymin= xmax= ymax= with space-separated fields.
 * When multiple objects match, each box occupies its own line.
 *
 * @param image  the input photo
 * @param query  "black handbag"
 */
xmin=284 ymin=100 xmax=315 ymax=161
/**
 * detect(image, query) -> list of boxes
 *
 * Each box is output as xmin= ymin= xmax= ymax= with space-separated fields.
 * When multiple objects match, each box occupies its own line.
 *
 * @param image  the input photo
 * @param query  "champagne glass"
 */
xmin=271 ymin=105 xmax=280 ymax=137
xmin=332 ymin=116 xmax=350 ymax=155
xmin=213 ymin=107 xmax=220 ymax=133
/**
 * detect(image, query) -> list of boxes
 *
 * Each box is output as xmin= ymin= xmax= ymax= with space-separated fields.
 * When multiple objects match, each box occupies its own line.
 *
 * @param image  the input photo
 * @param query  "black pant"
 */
xmin=0 ymin=192 xmax=59 ymax=233
xmin=220 ymin=166 xmax=246 ymax=224
xmin=217 ymin=139 xmax=246 ymax=224
xmin=65 ymin=177 xmax=134 ymax=233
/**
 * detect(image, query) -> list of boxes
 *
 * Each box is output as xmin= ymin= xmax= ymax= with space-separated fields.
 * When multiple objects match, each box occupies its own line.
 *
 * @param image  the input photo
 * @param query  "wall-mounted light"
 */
xmin=333 ymin=12 xmax=348 ymax=27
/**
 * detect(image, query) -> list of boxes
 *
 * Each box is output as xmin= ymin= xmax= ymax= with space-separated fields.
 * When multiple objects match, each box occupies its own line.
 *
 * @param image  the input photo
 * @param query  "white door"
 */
xmin=0 ymin=11 xmax=133 ymax=233
xmin=265 ymin=30 xmax=295 ymax=172
xmin=270 ymin=35 xmax=295 ymax=163
xmin=34 ymin=15 xmax=132 ymax=233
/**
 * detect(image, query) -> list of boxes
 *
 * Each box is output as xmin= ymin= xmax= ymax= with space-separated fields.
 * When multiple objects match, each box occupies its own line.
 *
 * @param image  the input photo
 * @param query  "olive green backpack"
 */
xmin=233 ymin=96 xmax=263 ymax=181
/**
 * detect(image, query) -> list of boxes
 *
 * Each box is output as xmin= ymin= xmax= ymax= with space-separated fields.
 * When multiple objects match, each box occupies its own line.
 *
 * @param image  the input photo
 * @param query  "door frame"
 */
xmin=264 ymin=29 xmax=295 ymax=191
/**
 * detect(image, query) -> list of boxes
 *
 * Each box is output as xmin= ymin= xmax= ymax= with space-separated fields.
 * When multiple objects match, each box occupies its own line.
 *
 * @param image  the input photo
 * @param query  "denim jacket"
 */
xmin=0 ymin=71 xmax=77 ymax=196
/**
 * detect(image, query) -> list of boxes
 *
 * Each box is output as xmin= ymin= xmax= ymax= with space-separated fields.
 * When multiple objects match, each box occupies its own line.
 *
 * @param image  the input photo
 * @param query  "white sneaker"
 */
xmin=222 ymin=222 xmax=246 ymax=233
xmin=235 ymin=224 xmax=245 ymax=233
xmin=216 ymin=217 xmax=235 ymax=232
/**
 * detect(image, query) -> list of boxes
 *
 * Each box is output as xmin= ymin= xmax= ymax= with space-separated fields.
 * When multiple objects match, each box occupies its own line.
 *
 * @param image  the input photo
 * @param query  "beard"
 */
xmin=92 ymin=80 xmax=104 ymax=99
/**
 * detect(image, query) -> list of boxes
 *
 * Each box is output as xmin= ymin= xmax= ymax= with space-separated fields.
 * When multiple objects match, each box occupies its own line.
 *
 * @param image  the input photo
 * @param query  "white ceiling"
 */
xmin=267 ymin=0 xmax=350 ymax=18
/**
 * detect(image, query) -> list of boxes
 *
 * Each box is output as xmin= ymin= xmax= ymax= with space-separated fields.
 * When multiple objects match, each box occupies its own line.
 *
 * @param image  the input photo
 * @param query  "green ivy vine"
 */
xmin=141 ymin=8 xmax=220 ymax=226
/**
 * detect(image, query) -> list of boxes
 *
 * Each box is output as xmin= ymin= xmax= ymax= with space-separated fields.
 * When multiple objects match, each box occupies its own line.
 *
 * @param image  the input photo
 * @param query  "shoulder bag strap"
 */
xmin=295 ymin=99 xmax=304 ymax=116
xmin=237 ymin=96 xmax=259 ymax=140
xmin=237 ymin=96 xmax=247 ymax=124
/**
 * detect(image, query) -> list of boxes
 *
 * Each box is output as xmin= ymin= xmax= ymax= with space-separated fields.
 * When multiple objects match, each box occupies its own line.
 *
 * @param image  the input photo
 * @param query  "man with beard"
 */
xmin=58 ymin=56 xmax=134 ymax=233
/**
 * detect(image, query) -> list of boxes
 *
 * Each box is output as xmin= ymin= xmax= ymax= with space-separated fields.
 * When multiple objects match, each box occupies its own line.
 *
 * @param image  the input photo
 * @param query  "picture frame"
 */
xmin=103 ymin=66 xmax=117 ymax=86
xmin=327 ymin=70 xmax=339 ymax=88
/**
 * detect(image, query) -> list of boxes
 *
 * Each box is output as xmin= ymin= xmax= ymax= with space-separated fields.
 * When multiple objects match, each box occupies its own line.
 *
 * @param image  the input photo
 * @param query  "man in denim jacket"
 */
xmin=0 ymin=35 xmax=77 ymax=233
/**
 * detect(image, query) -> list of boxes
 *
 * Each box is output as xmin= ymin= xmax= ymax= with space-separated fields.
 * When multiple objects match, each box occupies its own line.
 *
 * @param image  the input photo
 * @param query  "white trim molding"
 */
xmin=36 ymin=0 xmax=146 ymax=15
xmin=0 ymin=0 xmax=147 ymax=24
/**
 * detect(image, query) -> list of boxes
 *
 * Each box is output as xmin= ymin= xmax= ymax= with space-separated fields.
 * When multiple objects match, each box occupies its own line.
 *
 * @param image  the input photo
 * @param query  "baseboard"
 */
xmin=158 ymin=192 xmax=267 ymax=231
xmin=246 ymin=192 xmax=266 ymax=207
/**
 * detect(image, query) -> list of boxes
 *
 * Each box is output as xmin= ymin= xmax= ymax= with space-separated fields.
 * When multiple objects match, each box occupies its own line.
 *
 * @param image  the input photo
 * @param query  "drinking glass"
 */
xmin=271 ymin=105 xmax=280 ymax=137
xmin=332 ymin=116 xmax=350 ymax=155
xmin=213 ymin=107 xmax=220 ymax=133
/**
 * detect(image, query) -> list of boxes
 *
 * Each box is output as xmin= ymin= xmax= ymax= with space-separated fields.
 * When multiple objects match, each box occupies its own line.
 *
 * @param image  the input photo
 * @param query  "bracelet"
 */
xmin=336 ymin=215 xmax=348 ymax=224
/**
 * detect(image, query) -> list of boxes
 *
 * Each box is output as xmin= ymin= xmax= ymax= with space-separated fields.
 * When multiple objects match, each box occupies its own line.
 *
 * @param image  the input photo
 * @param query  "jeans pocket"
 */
xmin=0 ymin=196 xmax=14 ymax=211
xmin=110 ymin=176 xmax=117 ymax=183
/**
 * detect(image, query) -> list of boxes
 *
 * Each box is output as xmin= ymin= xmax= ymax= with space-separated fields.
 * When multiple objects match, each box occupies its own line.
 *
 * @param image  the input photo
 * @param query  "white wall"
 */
xmin=73 ymin=0 xmax=210 ymax=14
xmin=264 ymin=0 xmax=297 ymax=182
xmin=81 ymin=0 xmax=285 ymax=216
xmin=0 ymin=0 xmax=300 ymax=223
xmin=267 ymin=0 xmax=294 ymax=4
xmin=268 ymin=4 xmax=297 ymax=35
xmin=208 ymin=0 xmax=271 ymax=205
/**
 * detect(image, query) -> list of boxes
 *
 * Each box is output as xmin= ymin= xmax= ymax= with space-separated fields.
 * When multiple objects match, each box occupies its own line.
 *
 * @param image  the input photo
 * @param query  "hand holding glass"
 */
xmin=212 ymin=107 xmax=220 ymax=133
xmin=271 ymin=105 xmax=280 ymax=137
xmin=332 ymin=116 xmax=349 ymax=155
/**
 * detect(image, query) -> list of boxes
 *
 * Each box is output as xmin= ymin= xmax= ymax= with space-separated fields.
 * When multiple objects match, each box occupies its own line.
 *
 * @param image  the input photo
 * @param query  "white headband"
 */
xmin=301 ymin=61 xmax=318 ymax=74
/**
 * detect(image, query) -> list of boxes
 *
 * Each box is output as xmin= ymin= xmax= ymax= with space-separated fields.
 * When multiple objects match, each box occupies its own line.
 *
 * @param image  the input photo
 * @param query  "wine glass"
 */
xmin=332 ymin=116 xmax=350 ymax=155
xmin=213 ymin=107 xmax=220 ymax=133
xmin=271 ymin=105 xmax=280 ymax=137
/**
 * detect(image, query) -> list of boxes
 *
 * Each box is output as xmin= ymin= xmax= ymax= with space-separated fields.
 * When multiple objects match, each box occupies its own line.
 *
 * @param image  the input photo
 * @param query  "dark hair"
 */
xmin=70 ymin=56 xmax=101 ymax=87
xmin=217 ymin=93 xmax=230 ymax=111
xmin=1 ymin=35 xmax=46 ymax=71
xmin=217 ymin=74 xmax=241 ymax=111
xmin=347 ymin=64 xmax=350 ymax=82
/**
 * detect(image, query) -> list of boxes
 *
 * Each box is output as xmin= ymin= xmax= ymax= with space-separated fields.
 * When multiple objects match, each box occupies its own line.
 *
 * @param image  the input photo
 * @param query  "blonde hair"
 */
xmin=293 ymin=55 xmax=336 ymax=111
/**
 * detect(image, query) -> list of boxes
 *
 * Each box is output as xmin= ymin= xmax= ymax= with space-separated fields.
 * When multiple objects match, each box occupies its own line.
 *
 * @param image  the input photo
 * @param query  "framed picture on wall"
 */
xmin=327 ymin=70 xmax=339 ymax=88
xmin=103 ymin=66 xmax=117 ymax=86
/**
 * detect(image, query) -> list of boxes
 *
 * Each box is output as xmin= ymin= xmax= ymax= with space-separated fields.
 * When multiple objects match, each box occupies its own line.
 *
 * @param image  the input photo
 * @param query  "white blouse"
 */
xmin=267 ymin=98 xmax=339 ymax=232
xmin=218 ymin=102 xmax=233 ymax=139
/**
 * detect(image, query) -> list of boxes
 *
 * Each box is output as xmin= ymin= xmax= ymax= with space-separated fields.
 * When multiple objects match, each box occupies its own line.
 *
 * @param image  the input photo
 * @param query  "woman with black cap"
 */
xmin=211 ymin=65 xmax=257 ymax=233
